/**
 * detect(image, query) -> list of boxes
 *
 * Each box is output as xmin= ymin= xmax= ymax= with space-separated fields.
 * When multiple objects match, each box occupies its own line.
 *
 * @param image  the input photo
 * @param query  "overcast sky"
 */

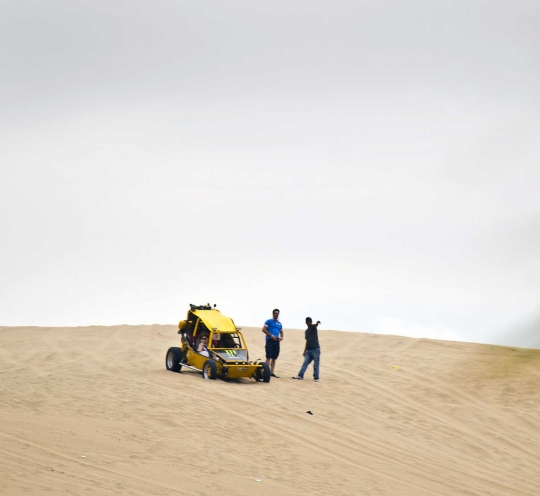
xmin=1 ymin=1 xmax=539 ymax=347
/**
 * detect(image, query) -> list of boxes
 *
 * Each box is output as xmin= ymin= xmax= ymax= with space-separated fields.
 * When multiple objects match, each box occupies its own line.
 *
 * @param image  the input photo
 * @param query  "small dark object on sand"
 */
xmin=306 ymin=411 xmax=313 ymax=415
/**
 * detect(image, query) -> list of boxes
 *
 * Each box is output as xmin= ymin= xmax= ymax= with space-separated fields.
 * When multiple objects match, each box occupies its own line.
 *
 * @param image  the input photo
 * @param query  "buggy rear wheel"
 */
xmin=202 ymin=359 xmax=217 ymax=380
xmin=166 ymin=347 xmax=183 ymax=373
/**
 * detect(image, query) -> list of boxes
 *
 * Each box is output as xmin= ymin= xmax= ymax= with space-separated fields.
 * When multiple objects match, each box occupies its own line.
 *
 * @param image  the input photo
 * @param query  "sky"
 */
xmin=1 ymin=1 xmax=539 ymax=347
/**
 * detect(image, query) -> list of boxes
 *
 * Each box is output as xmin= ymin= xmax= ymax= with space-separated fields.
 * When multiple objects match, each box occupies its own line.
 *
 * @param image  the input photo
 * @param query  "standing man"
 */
xmin=292 ymin=317 xmax=321 ymax=382
xmin=262 ymin=308 xmax=283 ymax=378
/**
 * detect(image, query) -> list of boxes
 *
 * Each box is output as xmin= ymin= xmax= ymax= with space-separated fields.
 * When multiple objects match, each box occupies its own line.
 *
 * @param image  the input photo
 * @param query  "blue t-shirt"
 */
xmin=264 ymin=319 xmax=282 ymax=341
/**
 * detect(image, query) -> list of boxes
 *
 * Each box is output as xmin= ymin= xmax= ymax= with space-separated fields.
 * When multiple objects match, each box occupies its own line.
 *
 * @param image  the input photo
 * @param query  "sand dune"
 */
xmin=1 ymin=324 xmax=539 ymax=495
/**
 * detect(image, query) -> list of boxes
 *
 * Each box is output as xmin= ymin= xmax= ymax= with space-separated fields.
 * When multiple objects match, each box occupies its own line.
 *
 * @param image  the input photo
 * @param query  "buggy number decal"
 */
xmin=225 ymin=350 xmax=237 ymax=357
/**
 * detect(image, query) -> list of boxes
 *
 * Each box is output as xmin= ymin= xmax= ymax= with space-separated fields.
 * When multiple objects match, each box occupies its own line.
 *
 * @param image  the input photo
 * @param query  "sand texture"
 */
xmin=1 ymin=325 xmax=539 ymax=495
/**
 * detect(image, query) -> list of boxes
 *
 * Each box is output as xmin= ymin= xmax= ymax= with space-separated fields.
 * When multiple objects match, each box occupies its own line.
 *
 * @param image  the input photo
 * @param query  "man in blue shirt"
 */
xmin=262 ymin=308 xmax=283 ymax=378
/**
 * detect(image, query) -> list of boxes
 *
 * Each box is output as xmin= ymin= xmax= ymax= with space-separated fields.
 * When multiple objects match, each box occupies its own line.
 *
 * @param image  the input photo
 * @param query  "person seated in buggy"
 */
xmin=221 ymin=333 xmax=239 ymax=348
xmin=197 ymin=334 xmax=211 ymax=357
xmin=196 ymin=333 xmax=222 ymax=362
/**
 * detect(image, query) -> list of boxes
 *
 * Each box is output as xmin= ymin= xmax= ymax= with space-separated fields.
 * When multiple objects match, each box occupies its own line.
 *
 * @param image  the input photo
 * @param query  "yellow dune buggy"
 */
xmin=165 ymin=304 xmax=271 ymax=382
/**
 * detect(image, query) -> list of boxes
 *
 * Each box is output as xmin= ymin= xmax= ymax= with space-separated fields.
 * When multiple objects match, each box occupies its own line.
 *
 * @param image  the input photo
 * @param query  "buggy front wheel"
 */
xmin=255 ymin=362 xmax=271 ymax=383
xmin=202 ymin=359 xmax=217 ymax=380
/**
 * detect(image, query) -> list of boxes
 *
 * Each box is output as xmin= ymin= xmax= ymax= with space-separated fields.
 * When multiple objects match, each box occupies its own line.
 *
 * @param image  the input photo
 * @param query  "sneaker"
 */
xmin=271 ymin=373 xmax=279 ymax=378
xmin=292 ymin=376 xmax=303 ymax=380
xmin=314 ymin=379 xmax=320 ymax=382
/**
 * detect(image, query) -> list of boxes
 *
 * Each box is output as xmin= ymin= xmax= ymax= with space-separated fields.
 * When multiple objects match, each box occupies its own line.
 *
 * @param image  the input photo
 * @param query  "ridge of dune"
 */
xmin=1 ymin=325 xmax=539 ymax=496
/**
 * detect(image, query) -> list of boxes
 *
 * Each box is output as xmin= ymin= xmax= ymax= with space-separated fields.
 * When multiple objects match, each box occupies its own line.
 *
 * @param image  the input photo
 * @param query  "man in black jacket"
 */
xmin=292 ymin=317 xmax=321 ymax=382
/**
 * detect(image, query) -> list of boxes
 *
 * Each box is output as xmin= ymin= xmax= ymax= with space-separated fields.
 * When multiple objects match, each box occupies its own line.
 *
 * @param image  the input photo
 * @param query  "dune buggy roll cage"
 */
xmin=189 ymin=303 xmax=214 ymax=311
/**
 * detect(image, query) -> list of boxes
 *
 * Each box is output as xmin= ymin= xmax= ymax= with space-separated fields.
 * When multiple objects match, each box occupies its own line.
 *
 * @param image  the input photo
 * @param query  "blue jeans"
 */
xmin=298 ymin=348 xmax=320 ymax=379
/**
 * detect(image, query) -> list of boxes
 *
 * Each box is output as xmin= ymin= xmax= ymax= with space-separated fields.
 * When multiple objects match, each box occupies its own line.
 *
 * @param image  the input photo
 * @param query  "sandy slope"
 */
xmin=0 ymin=324 xmax=539 ymax=496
